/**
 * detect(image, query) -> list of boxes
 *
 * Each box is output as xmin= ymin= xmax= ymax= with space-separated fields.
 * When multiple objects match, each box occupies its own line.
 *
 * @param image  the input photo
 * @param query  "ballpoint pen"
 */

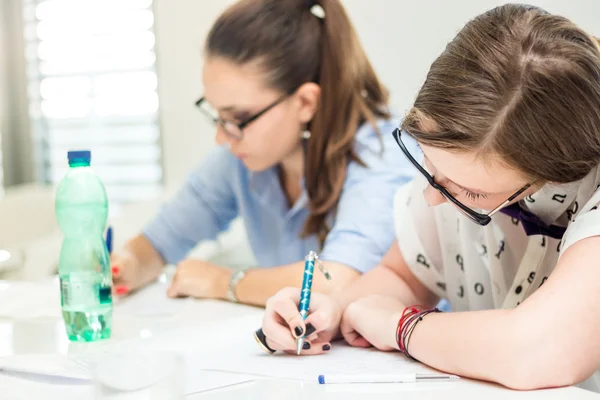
xmin=253 ymin=250 xmax=331 ymax=355
xmin=296 ymin=251 xmax=331 ymax=355
xmin=105 ymin=226 xmax=113 ymax=254
xmin=317 ymin=373 xmax=460 ymax=384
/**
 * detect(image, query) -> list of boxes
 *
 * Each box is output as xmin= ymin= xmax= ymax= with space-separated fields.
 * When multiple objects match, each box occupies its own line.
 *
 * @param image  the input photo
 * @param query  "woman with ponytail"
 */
xmin=109 ymin=0 xmax=416 ymax=306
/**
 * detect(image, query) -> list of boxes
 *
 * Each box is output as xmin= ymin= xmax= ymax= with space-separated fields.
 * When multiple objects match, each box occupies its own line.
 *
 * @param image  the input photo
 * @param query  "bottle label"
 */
xmin=60 ymin=274 xmax=112 ymax=308
xmin=99 ymin=285 xmax=112 ymax=304
xmin=60 ymin=278 xmax=70 ymax=307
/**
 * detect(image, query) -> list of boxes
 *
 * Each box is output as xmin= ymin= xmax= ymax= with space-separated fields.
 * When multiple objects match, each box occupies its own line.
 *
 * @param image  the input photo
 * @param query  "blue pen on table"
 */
xmin=317 ymin=373 xmax=460 ymax=384
xmin=296 ymin=251 xmax=331 ymax=355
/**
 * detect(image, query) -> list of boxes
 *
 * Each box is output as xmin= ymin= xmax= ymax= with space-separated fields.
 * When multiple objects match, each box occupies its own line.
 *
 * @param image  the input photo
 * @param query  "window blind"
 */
xmin=23 ymin=0 xmax=162 ymax=212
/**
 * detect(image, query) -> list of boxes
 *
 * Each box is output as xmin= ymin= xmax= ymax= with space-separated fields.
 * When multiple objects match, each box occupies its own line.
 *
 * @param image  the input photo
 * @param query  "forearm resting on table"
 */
xmin=409 ymin=238 xmax=600 ymax=390
xmin=406 ymin=307 xmax=587 ymax=390
xmin=236 ymin=261 xmax=360 ymax=307
xmin=407 ymin=310 xmax=522 ymax=386
xmin=123 ymin=234 xmax=165 ymax=273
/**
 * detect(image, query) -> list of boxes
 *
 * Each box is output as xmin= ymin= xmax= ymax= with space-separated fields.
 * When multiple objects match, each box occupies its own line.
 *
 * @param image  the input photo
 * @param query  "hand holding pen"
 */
xmin=255 ymin=251 xmax=341 ymax=355
xmin=295 ymin=251 xmax=331 ymax=354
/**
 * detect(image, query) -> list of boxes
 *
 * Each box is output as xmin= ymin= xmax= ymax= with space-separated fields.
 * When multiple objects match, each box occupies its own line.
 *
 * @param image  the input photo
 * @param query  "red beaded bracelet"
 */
xmin=396 ymin=305 xmax=440 ymax=360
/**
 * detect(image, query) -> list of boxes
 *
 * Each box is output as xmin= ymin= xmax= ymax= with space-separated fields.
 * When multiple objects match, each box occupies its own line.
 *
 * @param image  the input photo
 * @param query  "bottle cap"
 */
xmin=67 ymin=150 xmax=91 ymax=166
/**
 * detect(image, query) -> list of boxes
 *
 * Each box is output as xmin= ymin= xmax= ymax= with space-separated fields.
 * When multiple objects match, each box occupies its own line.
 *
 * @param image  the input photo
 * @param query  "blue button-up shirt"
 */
xmin=143 ymin=118 xmax=417 ymax=273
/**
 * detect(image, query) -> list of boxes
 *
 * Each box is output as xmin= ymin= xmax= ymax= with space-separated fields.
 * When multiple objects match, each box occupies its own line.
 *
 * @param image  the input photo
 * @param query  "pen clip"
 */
xmin=314 ymin=255 xmax=332 ymax=281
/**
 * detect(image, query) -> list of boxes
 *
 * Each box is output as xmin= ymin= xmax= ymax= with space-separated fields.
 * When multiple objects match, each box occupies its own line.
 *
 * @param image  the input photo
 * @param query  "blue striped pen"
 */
xmin=296 ymin=251 xmax=331 ymax=355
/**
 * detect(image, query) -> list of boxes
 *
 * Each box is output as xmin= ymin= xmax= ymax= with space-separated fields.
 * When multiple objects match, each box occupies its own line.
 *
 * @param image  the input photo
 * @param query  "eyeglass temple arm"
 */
xmin=487 ymin=183 xmax=532 ymax=216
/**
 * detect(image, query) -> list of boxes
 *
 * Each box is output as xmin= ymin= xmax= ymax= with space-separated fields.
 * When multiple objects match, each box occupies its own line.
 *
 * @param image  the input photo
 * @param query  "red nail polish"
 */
xmin=115 ymin=286 xmax=128 ymax=295
xmin=112 ymin=266 xmax=119 ymax=274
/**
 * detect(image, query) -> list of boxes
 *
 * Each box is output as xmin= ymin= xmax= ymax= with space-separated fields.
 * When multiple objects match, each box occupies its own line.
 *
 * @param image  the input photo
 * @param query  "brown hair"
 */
xmin=205 ymin=0 xmax=390 ymax=245
xmin=402 ymin=4 xmax=600 ymax=184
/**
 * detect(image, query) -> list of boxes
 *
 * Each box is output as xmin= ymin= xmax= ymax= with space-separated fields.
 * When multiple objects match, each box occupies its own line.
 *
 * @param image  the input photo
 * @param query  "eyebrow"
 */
xmin=217 ymin=105 xmax=251 ymax=121
xmin=203 ymin=96 xmax=244 ymax=113
xmin=218 ymin=105 xmax=239 ymax=112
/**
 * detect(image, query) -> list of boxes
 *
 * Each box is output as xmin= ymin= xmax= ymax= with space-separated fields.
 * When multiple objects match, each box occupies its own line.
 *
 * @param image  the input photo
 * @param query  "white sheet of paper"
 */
xmin=104 ymin=310 xmax=434 ymax=384
xmin=0 ymin=353 xmax=91 ymax=380
xmin=0 ymin=373 xmax=91 ymax=400
xmin=0 ymin=352 xmax=252 ymax=395
xmin=183 ymin=370 xmax=252 ymax=395
xmin=188 ymin=328 xmax=436 ymax=383
xmin=0 ymin=280 xmax=61 ymax=319
xmin=114 ymin=281 xmax=192 ymax=317
xmin=0 ymin=278 xmax=190 ymax=320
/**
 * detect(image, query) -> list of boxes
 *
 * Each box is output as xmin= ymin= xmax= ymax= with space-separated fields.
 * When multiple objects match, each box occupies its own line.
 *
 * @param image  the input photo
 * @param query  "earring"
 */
xmin=301 ymin=130 xmax=311 ymax=139
xmin=310 ymin=4 xmax=326 ymax=19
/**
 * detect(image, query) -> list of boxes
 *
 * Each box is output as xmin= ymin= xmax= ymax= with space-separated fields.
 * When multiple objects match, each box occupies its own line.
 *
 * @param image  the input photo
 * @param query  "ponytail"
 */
xmin=302 ymin=0 xmax=390 ymax=245
xmin=206 ymin=0 xmax=389 ymax=246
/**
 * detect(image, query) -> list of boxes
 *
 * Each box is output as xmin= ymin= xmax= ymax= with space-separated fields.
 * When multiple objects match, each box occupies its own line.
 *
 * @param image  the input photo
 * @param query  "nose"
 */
xmin=424 ymin=185 xmax=447 ymax=207
xmin=215 ymin=125 xmax=236 ymax=147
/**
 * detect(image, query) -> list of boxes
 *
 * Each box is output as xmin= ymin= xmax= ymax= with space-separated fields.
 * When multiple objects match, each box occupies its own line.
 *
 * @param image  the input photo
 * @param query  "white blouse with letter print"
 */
xmin=393 ymin=165 xmax=600 ymax=391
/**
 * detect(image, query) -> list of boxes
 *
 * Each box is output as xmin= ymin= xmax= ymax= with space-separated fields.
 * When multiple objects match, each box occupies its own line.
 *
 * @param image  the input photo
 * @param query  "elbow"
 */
xmin=499 ymin=345 xmax=595 ymax=390
xmin=501 ymin=363 xmax=593 ymax=391
xmin=495 ymin=309 xmax=598 ymax=391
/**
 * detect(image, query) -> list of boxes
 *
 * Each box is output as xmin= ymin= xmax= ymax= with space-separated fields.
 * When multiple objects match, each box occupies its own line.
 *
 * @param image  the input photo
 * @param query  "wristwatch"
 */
xmin=226 ymin=269 xmax=247 ymax=302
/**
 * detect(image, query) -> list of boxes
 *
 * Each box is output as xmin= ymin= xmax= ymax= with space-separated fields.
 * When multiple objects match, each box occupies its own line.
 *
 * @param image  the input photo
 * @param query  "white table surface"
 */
xmin=0 ymin=278 xmax=597 ymax=400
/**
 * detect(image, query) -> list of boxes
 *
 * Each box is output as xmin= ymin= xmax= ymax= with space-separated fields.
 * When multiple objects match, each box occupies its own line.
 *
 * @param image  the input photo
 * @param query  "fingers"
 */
xmin=166 ymin=268 xmax=182 ymax=298
xmin=345 ymin=334 xmax=371 ymax=348
xmin=282 ymin=341 xmax=332 ymax=356
xmin=261 ymin=288 xmax=307 ymax=351
xmin=304 ymin=323 xmax=319 ymax=342
xmin=111 ymin=270 xmax=129 ymax=297
xmin=166 ymin=283 xmax=178 ymax=298
xmin=111 ymin=263 xmax=122 ymax=279
xmin=265 ymin=337 xmax=284 ymax=352
xmin=340 ymin=312 xmax=372 ymax=348
xmin=111 ymin=254 xmax=133 ymax=296
xmin=265 ymin=288 xmax=306 ymax=338
xmin=111 ymin=252 xmax=162 ymax=297
xmin=114 ymin=286 xmax=129 ymax=296
xmin=261 ymin=308 xmax=298 ymax=350
xmin=303 ymin=310 xmax=331 ymax=339
xmin=254 ymin=328 xmax=276 ymax=354
xmin=266 ymin=335 xmax=332 ymax=355
xmin=261 ymin=288 xmax=337 ymax=354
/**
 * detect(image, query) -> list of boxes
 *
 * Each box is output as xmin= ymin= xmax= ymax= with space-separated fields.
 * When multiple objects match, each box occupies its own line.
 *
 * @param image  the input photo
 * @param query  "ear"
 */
xmin=293 ymin=82 xmax=321 ymax=124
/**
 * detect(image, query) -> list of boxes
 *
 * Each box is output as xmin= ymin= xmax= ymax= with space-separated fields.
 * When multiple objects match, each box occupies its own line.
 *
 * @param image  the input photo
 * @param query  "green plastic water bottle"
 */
xmin=56 ymin=150 xmax=112 ymax=342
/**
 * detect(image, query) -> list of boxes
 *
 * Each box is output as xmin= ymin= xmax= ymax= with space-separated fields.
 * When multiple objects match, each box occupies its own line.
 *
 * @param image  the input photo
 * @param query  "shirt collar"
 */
xmin=521 ymin=180 xmax=582 ymax=226
xmin=249 ymin=168 xmax=309 ymax=219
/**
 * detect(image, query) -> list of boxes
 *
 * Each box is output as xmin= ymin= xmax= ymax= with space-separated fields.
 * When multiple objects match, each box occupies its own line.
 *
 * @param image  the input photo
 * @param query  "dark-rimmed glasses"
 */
xmin=195 ymin=94 xmax=289 ymax=141
xmin=392 ymin=128 xmax=531 ymax=226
